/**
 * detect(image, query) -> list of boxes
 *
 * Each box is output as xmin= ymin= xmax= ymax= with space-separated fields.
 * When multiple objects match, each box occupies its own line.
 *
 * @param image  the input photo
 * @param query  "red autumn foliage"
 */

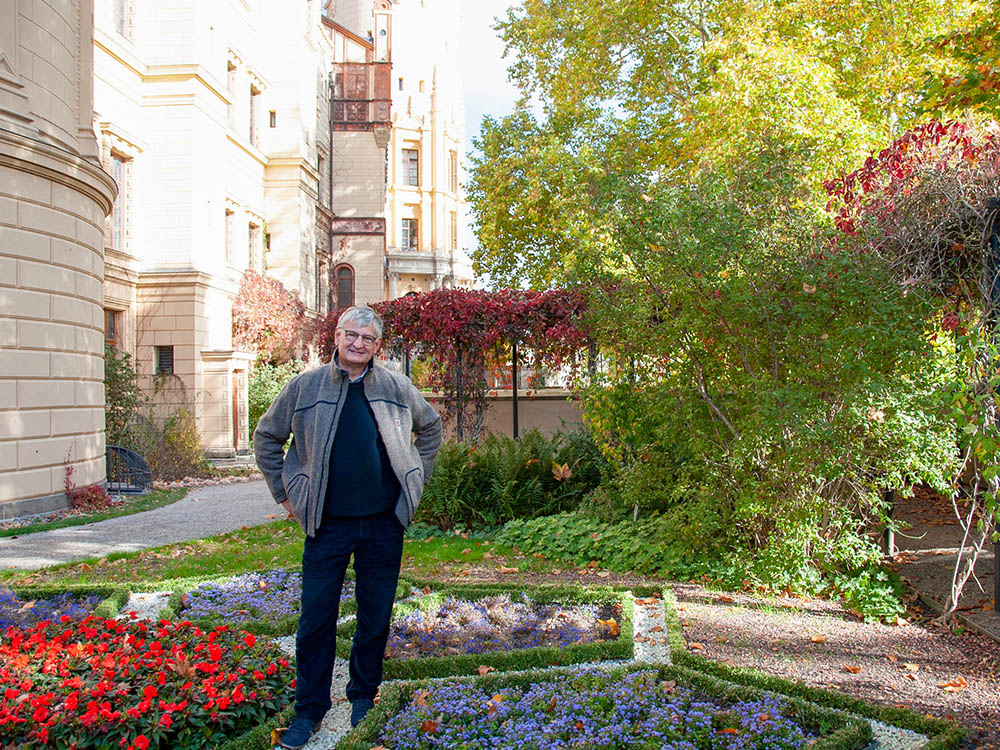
xmin=314 ymin=288 xmax=591 ymax=440
xmin=824 ymin=119 xmax=1000 ymax=299
xmin=232 ymin=271 xmax=307 ymax=363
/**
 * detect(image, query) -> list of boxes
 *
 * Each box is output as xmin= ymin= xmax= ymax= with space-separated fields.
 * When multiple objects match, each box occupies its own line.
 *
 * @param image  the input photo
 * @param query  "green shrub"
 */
xmin=417 ymin=427 xmax=608 ymax=529
xmin=249 ymin=360 xmax=306 ymax=436
xmin=104 ymin=344 xmax=146 ymax=446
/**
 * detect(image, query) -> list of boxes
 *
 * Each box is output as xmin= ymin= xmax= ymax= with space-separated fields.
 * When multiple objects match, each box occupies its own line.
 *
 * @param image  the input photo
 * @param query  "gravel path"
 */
xmin=0 ymin=481 xmax=278 ymax=570
xmin=673 ymin=582 xmax=1000 ymax=749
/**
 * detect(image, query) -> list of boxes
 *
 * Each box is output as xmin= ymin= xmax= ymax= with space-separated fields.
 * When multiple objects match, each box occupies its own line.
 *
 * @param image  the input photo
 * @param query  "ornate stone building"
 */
xmin=324 ymin=0 xmax=473 ymax=305
xmin=1 ymin=0 xmax=117 ymax=517
xmin=92 ymin=0 xmax=339 ymax=457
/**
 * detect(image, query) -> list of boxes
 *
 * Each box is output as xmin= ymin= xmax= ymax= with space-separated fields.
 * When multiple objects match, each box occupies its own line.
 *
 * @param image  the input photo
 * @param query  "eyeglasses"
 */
xmin=341 ymin=329 xmax=378 ymax=346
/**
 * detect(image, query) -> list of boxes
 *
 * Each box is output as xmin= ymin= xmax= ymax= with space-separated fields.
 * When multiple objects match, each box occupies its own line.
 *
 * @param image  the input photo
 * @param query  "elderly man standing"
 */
xmin=254 ymin=305 xmax=442 ymax=749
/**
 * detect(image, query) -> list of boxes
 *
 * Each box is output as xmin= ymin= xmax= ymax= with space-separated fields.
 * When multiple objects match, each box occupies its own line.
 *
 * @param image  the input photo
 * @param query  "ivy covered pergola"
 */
xmin=318 ymin=288 xmax=591 ymax=441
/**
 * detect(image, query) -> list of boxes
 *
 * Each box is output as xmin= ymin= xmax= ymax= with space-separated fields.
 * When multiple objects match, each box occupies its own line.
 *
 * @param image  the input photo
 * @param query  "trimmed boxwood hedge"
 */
xmin=335 ymin=661 xmax=872 ymax=750
xmin=659 ymin=589 xmax=963 ymax=750
xmin=335 ymin=582 xmax=635 ymax=679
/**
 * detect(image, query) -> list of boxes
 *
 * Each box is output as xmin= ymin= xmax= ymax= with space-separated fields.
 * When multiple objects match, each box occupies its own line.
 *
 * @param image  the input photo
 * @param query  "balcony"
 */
xmin=332 ymin=62 xmax=391 ymax=131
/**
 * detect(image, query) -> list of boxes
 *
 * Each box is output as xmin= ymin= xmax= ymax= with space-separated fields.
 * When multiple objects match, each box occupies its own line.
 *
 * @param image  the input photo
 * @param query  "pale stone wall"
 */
xmin=92 ymin=0 xmax=338 ymax=456
xmin=1 ymin=0 xmax=116 ymax=515
xmin=382 ymin=0 xmax=472 ymax=291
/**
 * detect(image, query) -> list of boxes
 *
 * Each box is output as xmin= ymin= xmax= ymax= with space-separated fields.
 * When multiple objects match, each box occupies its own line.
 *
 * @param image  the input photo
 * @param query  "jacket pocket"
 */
xmin=401 ymin=467 xmax=424 ymax=522
xmin=284 ymin=473 xmax=309 ymax=526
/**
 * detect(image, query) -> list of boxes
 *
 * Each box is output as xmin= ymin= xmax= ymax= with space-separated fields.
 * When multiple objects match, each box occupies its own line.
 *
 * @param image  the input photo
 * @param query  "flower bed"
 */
xmin=0 ymin=615 xmax=294 ymax=750
xmin=385 ymin=593 xmax=620 ymax=658
xmin=337 ymin=584 xmax=636 ymax=679
xmin=0 ymin=589 xmax=105 ymax=631
xmin=164 ymin=568 xmax=405 ymax=636
xmin=339 ymin=663 xmax=872 ymax=750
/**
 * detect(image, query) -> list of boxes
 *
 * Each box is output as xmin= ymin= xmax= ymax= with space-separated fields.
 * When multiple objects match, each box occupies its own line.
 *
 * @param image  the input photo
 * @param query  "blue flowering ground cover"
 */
xmin=339 ymin=663 xmax=871 ymax=750
xmin=337 ymin=585 xmax=636 ymax=679
xmin=0 ymin=588 xmax=105 ymax=630
xmin=171 ymin=568 xmax=358 ymax=633
xmin=385 ymin=593 xmax=619 ymax=658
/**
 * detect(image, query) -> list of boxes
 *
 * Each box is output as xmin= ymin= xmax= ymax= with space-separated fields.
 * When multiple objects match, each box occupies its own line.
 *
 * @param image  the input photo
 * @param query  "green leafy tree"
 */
xmin=921 ymin=1 xmax=1000 ymax=117
xmin=104 ymin=345 xmax=147 ymax=446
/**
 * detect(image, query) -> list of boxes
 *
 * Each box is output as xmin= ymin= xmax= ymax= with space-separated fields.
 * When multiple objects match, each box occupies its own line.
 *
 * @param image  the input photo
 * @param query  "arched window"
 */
xmin=335 ymin=265 xmax=355 ymax=310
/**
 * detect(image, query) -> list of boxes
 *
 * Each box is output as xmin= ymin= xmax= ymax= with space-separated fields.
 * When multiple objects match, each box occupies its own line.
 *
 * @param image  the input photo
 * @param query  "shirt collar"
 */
xmin=333 ymin=352 xmax=372 ymax=383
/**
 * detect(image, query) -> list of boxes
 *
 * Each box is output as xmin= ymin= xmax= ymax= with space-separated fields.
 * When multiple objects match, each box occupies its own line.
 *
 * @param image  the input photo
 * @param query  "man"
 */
xmin=254 ymin=306 xmax=442 ymax=749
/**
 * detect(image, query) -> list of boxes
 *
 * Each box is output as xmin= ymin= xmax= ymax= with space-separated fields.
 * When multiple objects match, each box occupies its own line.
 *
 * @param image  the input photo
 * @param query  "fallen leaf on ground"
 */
xmin=497 ymin=566 xmax=519 ymax=574
xmin=265 ymin=514 xmax=278 ymax=519
xmin=689 ymin=642 xmax=704 ymax=650
xmin=649 ymin=625 xmax=664 ymax=632
xmin=597 ymin=571 xmax=611 ymax=578
xmin=887 ymin=654 xmax=899 ymax=662
xmin=715 ymin=595 xmax=735 ymax=604
xmin=809 ymin=635 xmax=827 ymax=644
xmin=903 ymin=663 xmax=920 ymax=672
xmin=477 ymin=666 xmax=495 ymax=676
xmin=843 ymin=664 xmax=861 ymax=674
xmin=461 ymin=548 xmax=471 ymax=554
xmin=906 ymin=673 xmax=918 ymax=681
xmin=937 ymin=676 xmax=968 ymax=692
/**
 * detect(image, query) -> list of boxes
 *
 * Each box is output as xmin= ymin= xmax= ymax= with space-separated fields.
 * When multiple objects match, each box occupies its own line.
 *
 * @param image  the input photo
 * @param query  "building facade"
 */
xmin=93 ymin=0 xmax=339 ymax=457
xmin=325 ymin=0 xmax=473 ymax=305
xmin=1 ymin=0 xmax=117 ymax=517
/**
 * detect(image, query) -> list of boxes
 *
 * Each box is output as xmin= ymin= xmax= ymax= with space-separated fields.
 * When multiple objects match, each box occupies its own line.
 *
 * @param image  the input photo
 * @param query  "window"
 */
xmin=398 ymin=77 xmax=404 ymax=91
xmin=335 ymin=265 xmax=355 ymax=310
xmin=248 ymin=222 xmax=261 ymax=271
xmin=450 ymin=212 xmax=458 ymax=251
xmin=269 ymin=110 xmax=276 ymax=128
xmin=249 ymin=84 xmax=261 ymax=146
xmin=113 ymin=0 xmax=127 ymax=36
xmin=227 ymin=61 xmax=238 ymax=130
xmin=109 ymin=153 xmax=126 ymax=251
xmin=104 ymin=309 xmax=121 ymax=347
xmin=401 ymin=148 xmax=419 ymax=186
xmin=418 ymin=80 xmax=425 ymax=93
xmin=155 ymin=346 xmax=174 ymax=375
xmin=225 ymin=209 xmax=234 ymax=263
xmin=449 ymin=150 xmax=458 ymax=193
xmin=401 ymin=218 xmax=418 ymax=251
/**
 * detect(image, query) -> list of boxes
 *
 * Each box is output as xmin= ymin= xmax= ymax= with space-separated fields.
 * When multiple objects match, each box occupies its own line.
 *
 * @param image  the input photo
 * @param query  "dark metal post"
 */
xmin=989 ymin=198 xmax=1000 ymax=606
xmin=511 ymin=340 xmax=519 ymax=439
xmin=404 ymin=348 xmax=410 ymax=379
xmin=455 ymin=342 xmax=463 ymax=442
xmin=883 ymin=489 xmax=896 ymax=556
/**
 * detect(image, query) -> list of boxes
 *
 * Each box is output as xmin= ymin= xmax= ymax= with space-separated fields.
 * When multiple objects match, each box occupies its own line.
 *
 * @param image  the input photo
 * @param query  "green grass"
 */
xmin=0 ymin=488 xmax=188 ymax=538
xmin=0 ymin=521 xmax=563 ymax=590
xmin=0 ymin=520 xmax=304 ymax=587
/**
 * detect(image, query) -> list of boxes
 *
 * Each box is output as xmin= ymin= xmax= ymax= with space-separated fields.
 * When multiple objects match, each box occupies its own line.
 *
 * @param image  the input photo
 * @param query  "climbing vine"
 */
xmin=316 ymin=288 xmax=590 ymax=440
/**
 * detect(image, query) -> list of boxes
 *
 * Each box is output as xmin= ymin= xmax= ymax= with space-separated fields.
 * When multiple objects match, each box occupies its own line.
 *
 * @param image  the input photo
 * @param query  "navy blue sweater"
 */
xmin=323 ymin=380 xmax=401 ymax=519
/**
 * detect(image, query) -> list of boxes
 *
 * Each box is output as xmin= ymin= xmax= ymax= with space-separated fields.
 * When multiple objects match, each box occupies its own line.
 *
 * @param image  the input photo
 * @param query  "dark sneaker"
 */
xmin=280 ymin=716 xmax=322 ymax=749
xmin=350 ymin=698 xmax=374 ymax=728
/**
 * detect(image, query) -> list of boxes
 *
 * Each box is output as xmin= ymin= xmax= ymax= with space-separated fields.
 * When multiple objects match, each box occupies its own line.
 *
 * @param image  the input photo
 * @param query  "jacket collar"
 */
xmin=332 ymin=352 xmax=373 ymax=383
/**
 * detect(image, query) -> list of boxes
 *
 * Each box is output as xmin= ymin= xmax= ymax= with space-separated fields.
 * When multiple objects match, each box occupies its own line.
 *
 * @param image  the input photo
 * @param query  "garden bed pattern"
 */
xmin=385 ymin=593 xmax=621 ymax=658
xmin=342 ymin=663 xmax=870 ymax=750
xmin=180 ymin=569 xmax=354 ymax=623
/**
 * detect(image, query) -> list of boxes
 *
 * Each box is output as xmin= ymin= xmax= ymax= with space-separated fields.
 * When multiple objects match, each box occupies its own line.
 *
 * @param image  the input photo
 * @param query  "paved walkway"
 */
xmin=0 ymin=480 xmax=279 ymax=570
xmin=890 ymin=489 xmax=999 ymax=641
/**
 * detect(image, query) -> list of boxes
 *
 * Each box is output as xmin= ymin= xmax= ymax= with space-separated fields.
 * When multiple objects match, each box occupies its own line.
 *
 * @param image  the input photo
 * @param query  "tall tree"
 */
xmin=468 ymin=0 xmax=977 ymax=287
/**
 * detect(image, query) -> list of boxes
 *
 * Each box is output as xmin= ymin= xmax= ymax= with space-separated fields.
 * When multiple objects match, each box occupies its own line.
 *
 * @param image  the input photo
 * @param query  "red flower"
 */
xmin=134 ymin=736 xmax=150 ymax=750
xmin=243 ymin=633 xmax=256 ymax=648
xmin=142 ymin=685 xmax=157 ymax=700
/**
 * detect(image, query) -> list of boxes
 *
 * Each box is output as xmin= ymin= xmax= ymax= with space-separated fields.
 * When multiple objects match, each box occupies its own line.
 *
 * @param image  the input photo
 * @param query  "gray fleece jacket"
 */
xmin=253 ymin=359 xmax=442 ymax=536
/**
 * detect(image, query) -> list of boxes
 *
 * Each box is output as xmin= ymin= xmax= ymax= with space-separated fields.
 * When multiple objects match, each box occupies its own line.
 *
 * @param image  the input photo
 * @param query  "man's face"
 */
xmin=335 ymin=323 xmax=380 ymax=370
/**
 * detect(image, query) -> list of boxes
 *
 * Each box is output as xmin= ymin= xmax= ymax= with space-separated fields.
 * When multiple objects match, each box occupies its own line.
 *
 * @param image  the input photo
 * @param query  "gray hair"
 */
xmin=336 ymin=306 xmax=384 ymax=338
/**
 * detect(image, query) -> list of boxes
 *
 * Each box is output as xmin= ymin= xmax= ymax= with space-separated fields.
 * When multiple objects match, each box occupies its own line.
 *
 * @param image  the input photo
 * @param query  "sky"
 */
xmin=461 ymin=1 xmax=521 ymax=147
xmin=459 ymin=1 xmax=522 ymax=270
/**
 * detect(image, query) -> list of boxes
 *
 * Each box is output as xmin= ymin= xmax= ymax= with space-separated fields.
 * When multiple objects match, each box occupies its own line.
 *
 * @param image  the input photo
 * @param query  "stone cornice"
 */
xmin=0 ymin=126 xmax=116 ymax=214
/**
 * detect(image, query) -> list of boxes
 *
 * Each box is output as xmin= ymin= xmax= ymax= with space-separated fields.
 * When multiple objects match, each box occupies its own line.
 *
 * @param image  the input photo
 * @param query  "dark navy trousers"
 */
xmin=294 ymin=510 xmax=404 ymax=722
